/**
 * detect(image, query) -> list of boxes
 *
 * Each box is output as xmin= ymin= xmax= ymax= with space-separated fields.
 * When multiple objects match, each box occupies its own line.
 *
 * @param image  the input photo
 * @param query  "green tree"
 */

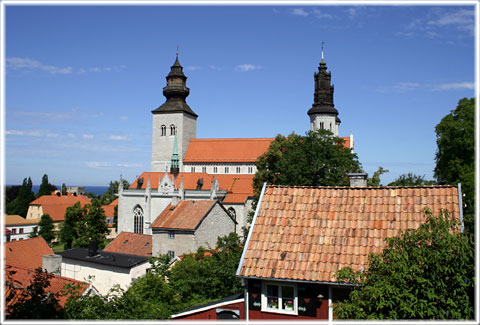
xmin=388 ymin=172 xmax=436 ymax=186
xmin=6 ymin=267 xmax=63 ymax=319
xmin=367 ymin=166 xmax=389 ymax=186
xmin=61 ymin=183 xmax=67 ymax=195
xmin=5 ymin=185 xmax=21 ymax=206
xmin=100 ymin=179 xmax=130 ymax=205
xmin=36 ymin=174 xmax=57 ymax=198
xmin=59 ymin=202 xmax=86 ymax=250
xmin=72 ymin=199 xmax=109 ymax=249
xmin=334 ymin=210 xmax=474 ymax=320
xmin=254 ymin=129 xmax=361 ymax=196
xmin=434 ymin=97 xmax=475 ymax=233
xmin=6 ymin=177 xmax=35 ymax=217
xmin=38 ymin=214 xmax=56 ymax=244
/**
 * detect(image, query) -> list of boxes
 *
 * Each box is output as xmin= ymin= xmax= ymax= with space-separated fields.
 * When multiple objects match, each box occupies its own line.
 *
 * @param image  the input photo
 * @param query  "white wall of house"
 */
xmin=60 ymin=258 xmax=150 ymax=295
xmin=6 ymin=223 xmax=39 ymax=241
xmin=26 ymin=205 xmax=43 ymax=220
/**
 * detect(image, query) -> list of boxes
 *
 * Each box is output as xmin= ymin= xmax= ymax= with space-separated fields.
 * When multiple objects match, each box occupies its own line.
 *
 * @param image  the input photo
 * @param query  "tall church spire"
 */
xmin=307 ymin=48 xmax=341 ymax=136
xmin=152 ymin=53 xmax=198 ymax=118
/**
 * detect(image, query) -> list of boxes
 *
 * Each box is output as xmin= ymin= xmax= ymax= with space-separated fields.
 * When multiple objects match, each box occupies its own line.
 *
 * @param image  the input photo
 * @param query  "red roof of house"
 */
xmin=5 ymin=237 xmax=54 ymax=270
xmin=130 ymin=172 xmax=255 ymax=204
xmin=102 ymin=198 xmax=118 ymax=226
xmin=103 ymin=232 xmax=152 ymax=257
xmin=151 ymin=200 xmax=218 ymax=230
xmin=29 ymin=194 xmax=91 ymax=222
xmin=183 ymin=138 xmax=275 ymax=163
xmin=238 ymin=185 xmax=460 ymax=283
xmin=5 ymin=265 xmax=91 ymax=309
xmin=5 ymin=214 xmax=40 ymax=226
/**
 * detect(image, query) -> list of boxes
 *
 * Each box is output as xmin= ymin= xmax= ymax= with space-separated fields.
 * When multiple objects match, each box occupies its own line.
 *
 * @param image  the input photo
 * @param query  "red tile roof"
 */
xmin=29 ymin=194 xmax=91 ymax=222
xmin=5 ymin=215 xmax=40 ymax=226
xmin=102 ymin=198 xmax=118 ymax=226
xmin=340 ymin=136 xmax=351 ymax=149
xmin=5 ymin=237 xmax=54 ymax=270
xmin=103 ymin=232 xmax=152 ymax=257
xmin=130 ymin=172 xmax=255 ymax=204
xmin=151 ymin=200 xmax=218 ymax=230
xmin=5 ymin=265 xmax=91 ymax=309
xmin=238 ymin=185 xmax=460 ymax=283
xmin=183 ymin=138 xmax=275 ymax=163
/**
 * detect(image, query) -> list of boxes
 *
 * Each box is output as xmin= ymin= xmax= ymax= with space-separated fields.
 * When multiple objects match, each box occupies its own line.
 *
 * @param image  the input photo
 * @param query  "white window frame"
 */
xmin=261 ymin=281 xmax=298 ymax=315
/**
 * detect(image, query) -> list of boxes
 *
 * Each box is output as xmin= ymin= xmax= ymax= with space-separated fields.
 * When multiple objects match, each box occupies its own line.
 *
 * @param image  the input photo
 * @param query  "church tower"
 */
xmin=307 ymin=48 xmax=340 ymax=136
xmin=151 ymin=54 xmax=198 ymax=172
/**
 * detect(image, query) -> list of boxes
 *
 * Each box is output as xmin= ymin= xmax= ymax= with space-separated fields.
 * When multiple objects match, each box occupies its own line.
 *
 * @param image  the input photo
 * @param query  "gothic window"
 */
xmin=227 ymin=207 xmax=236 ymax=221
xmin=170 ymin=124 xmax=176 ymax=135
xmin=161 ymin=125 xmax=166 ymax=136
xmin=320 ymin=122 xmax=324 ymax=129
xmin=133 ymin=205 xmax=144 ymax=234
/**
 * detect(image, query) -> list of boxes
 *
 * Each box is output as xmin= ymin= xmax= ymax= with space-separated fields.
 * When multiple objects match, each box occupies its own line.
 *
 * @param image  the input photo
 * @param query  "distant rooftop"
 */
xmin=58 ymin=247 xmax=148 ymax=269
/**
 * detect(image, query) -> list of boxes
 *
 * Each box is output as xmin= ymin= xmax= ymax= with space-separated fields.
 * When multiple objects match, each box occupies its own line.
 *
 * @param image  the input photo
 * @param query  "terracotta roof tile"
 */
xmin=103 ymin=232 xmax=152 ymax=257
xmin=5 ymin=265 xmax=91 ymax=309
xmin=183 ymin=138 xmax=274 ymax=163
xmin=5 ymin=237 xmax=54 ymax=270
xmin=29 ymin=194 xmax=91 ymax=222
xmin=151 ymin=200 xmax=218 ymax=230
xmin=130 ymin=172 xmax=255 ymax=204
xmin=5 ymin=215 xmax=40 ymax=226
xmin=239 ymin=185 xmax=460 ymax=283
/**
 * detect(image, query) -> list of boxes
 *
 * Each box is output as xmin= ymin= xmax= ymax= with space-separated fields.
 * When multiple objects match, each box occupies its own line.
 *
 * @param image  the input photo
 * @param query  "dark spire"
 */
xmin=152 ymin=53 xmax=198 ymax=118
xmin=307 ymin=55 xmax=339 ymax=120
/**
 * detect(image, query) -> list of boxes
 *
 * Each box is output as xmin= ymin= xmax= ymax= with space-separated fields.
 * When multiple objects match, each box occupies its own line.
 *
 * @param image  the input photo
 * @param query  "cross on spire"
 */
xmin=176 ymin=45 xmax=179 ymax=58
xmin=321 ymin=41 xmax=325 ymax=60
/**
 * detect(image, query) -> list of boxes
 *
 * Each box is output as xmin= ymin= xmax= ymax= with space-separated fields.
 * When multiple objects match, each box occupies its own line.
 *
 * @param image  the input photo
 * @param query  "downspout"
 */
xmin=457 ymin=183 xmax=464 ymax=233
xmin=328 ymin=285 xmax=333 ymax=321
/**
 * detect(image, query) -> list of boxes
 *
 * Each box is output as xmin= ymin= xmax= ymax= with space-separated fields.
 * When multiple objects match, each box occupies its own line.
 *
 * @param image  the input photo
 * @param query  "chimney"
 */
xmin=42 ymin=254 xmax=62 ymax=275
xmin=88 ymin=240 xmax=98 ymax=257
xmin=348 ymin=172 xmax=368 ymax=187
xmin=171 ymin=196 xmax=180 ymax=208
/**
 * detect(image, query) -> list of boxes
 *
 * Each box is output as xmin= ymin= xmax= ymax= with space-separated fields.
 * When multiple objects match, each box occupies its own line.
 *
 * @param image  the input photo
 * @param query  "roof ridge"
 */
xmin=190 ymin=138 xmax=275 ymax=141
xmin=266 ymin=184 xmax=458 ymax=189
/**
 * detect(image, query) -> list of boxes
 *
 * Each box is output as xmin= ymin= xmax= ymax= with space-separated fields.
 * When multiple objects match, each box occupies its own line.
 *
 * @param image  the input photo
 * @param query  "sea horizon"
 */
xmin=6 ymin=185 xmax=109 ymax=197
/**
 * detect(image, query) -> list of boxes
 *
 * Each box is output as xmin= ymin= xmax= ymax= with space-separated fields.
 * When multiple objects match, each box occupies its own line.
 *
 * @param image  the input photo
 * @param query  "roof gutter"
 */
xmin=457 ymin=183 xmax=464 ymax=233
xmin=236 ymin=182 xmax=267 ymax=277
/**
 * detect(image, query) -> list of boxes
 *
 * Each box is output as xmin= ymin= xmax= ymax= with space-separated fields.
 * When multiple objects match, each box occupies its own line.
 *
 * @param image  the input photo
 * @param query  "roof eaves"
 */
xmin=236 ymin=182 xmax=267 ymax=277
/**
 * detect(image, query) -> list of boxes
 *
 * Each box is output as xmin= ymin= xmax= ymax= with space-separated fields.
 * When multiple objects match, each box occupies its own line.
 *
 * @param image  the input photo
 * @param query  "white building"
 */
xmin=4 ymin=215 xmax=40 ymax=241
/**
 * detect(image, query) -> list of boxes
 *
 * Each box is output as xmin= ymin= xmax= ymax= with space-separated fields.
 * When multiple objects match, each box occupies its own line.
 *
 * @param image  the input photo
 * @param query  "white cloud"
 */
xmin=87 ymin=161 xmax=111 ymax=168
xmin=235 ymin=64 xmax=263 ymax=72
xmin=116 ymin=163 xmax=142 ymax=168
xmin=290 ymin=8 xmax=309 ymax=17
xmin=82 ymin=134 xmax=94 ymax=139
xmin=427 ymin=8 xmax=474 ymax=32
xmin=431 ymin=82 xmax=474 ymax=91
xmin=120 ymin=116 xmax=128 ymax=121
xmin=109 ymin=135 xmax=128 ymax=141
xmin=6 ymin=57 xmax=72 ymax=74
xmin=185 ymin=66 xmax=202 ymax=71
xmin=6 ymin=129 xmax=44 ymax=137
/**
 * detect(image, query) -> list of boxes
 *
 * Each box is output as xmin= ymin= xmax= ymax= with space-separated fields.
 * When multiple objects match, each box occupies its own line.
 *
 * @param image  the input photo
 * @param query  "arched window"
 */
xmin=227 ymin=207 xmax=236 ymax=221
xmin=170 ymin=124 xmax=176 ymax=135
xmin=133 ymin=205 xmax=144 ymax=234
xmin=161 ymin=125 xmax=166 ymax=136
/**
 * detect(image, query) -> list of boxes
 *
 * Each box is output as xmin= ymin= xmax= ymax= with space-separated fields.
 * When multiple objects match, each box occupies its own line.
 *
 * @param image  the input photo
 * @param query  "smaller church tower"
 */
xmin=151 ymin=53 xmax=198 ymax=172
xmin=307 ymin=45 xmax=341 ymax=136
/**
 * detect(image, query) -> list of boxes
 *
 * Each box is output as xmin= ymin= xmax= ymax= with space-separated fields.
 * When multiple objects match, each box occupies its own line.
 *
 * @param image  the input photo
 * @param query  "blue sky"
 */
xmin=3 ymin=2 xmax=477 ymax=187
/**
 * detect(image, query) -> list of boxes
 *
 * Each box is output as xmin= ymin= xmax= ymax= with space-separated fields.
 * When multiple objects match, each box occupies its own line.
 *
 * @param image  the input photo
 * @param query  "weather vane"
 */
xmin=176 ymin=45 xmax=179 ymax=58
xmin=321 ymin=41 xmax=325 ymax=60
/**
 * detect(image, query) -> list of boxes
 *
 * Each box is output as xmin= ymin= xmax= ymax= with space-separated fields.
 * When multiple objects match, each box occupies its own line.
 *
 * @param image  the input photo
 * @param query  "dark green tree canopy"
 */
xmin=334 ymin=210 xmax=474 ymax=320
xmin=434 ymin=97 xmax=474 ymax=233
xmin=37 ymin=174 xmax=57 ymax=198
xmin=38 ymin=214 xmax=56 ymax=244
xmin=253 ymin=129 xmax=361 ymax=196
xmin=387 ymin=172 xmax=435 ymax=186
xmin=6 ymin=177 xmax=35 ymax=217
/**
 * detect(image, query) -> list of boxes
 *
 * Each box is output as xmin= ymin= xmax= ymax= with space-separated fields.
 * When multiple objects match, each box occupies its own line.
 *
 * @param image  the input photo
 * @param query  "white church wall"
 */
xmin=310 ymin=114 xmax=338 ymax=136
xmin=182 ymin=162 xmax=257 ymax=175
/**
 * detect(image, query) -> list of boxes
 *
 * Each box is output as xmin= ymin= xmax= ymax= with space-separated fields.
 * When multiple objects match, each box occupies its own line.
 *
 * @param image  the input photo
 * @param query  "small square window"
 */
xmin=191 ymin=166 xmax=195 ymax=173
xmin=248 ymin=166 xmax=253 ymax=174
xmin=19 ymin=228 xmax=24 ymax=234
xmin=168 ymin=231 xmax=175 ymax=239
xmin=213 ymin=167 xmax=218 ymax=173
xmin=202 ymin=166 xmax=207 ymax=173
xmin=168 ymin=250 xmax=175 ymax=258
xmin=225 ymin=167 xmax=229 ymax=174
xmin=262 ymin=282 xmax=297 ymax=314
xmin=236 ymin=167 xmax=241 ymax=173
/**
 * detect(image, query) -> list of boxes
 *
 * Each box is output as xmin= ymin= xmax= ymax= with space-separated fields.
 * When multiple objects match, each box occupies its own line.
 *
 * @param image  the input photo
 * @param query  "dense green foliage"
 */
xmin=253 ymin=129 xmax=361 ymax=196
xmin=99 ymin=179 xmax=130 ymax=205
xmin=6 ymin=177 xmax=35 ymax=217
xmin=367 ymin=166 xmax=389 ymax=186
xmin=36 ymin=174 xmax=57 ymax=198
xmin=59 ymin=200 xmax=109 ymax=249
xmin=63 ymin=232 xmax=244 ymax=319
xmin=334 ymin=210 xmax=474 ymax=320
xmin=5 ymin=185 xmax=21 ymax=206
xmin=6 ymin=267 xmax=63 ymax=319
xmin=434 ymin=97 xmax=475 ymax=233
xmin=38 ymin=214 xmax=56 ymax=244
xmin=387 ymin=173 xmax=436 ymax=186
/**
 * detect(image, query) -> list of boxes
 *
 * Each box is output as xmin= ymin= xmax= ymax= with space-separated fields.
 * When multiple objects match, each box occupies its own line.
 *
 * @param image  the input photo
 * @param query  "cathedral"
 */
xmin=117 ymin=51 xmax=353 ymax=257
